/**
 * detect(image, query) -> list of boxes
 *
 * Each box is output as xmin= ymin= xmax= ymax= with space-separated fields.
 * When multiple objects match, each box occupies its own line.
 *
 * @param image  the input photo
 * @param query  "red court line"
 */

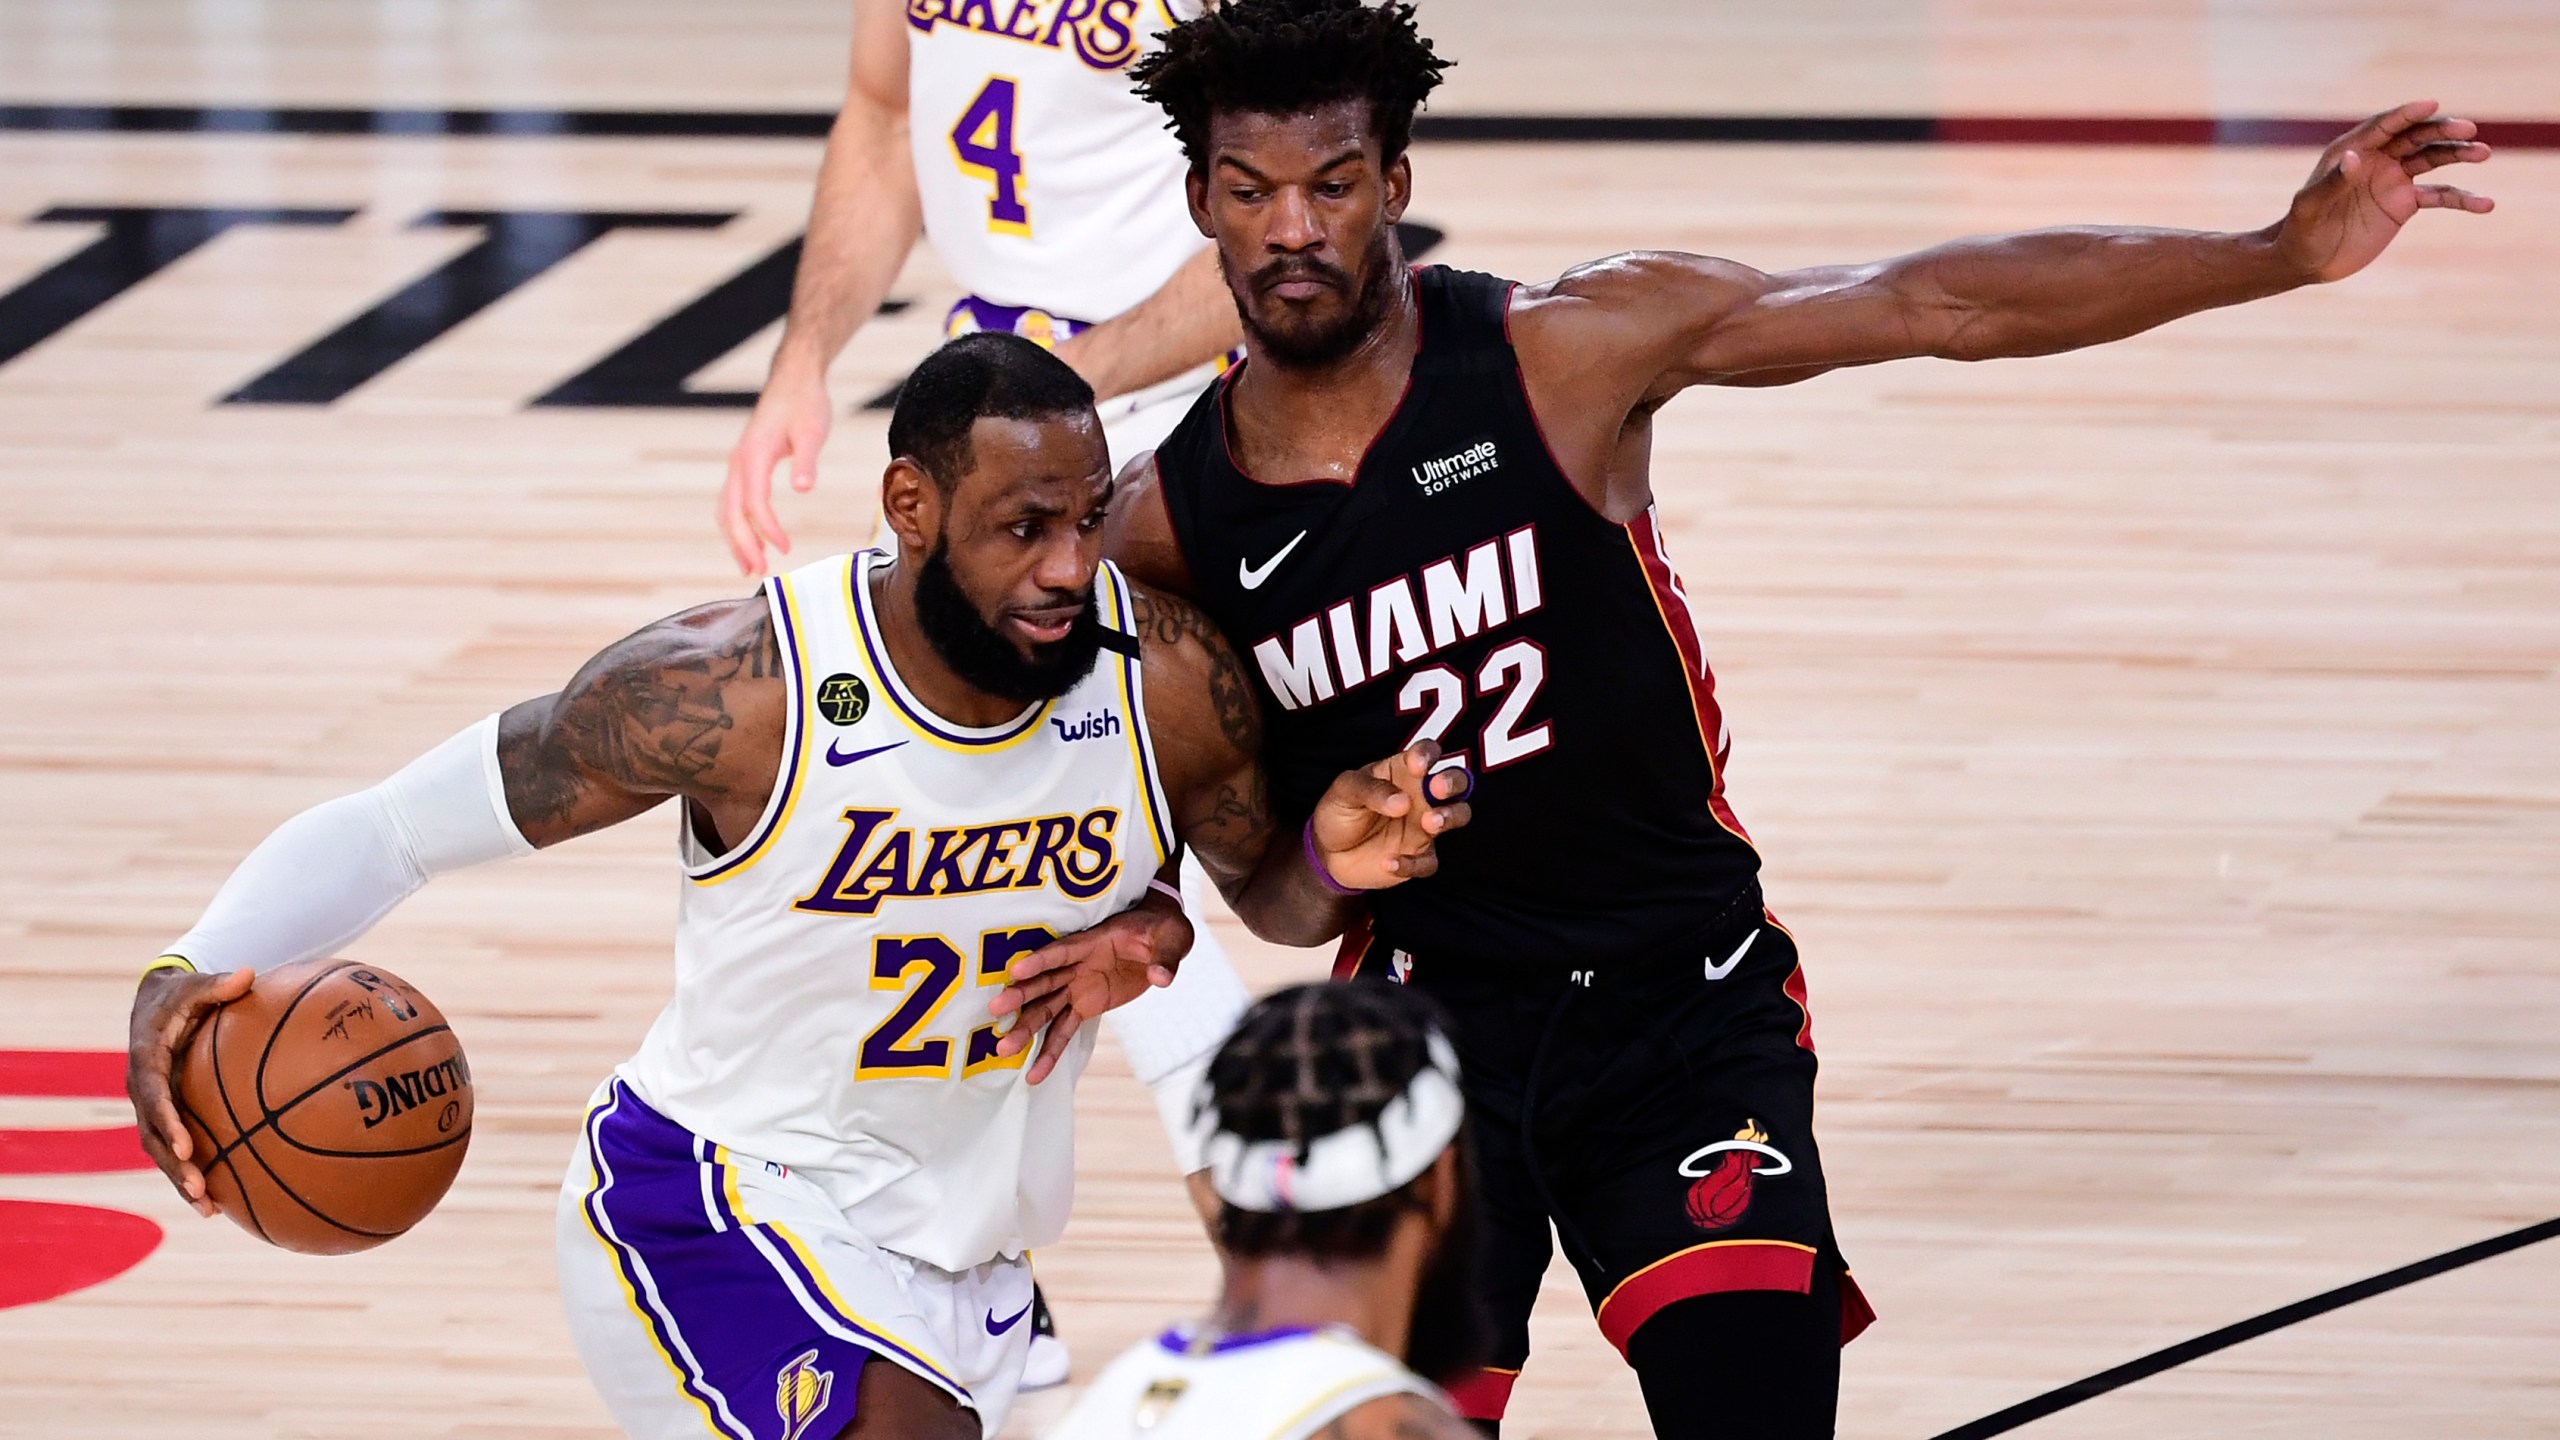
xmin=0 ymin=1049 xmax=127 ymax=1099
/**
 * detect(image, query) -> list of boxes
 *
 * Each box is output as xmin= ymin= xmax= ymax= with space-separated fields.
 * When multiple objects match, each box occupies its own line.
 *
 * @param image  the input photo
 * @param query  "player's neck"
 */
xmin=1207 ymin=1254 xmax=1416 ymax=1363
xmin=868 ymin=556 xmax=1037 ymax=729
xmin=1228 ymin=270 xmax=1420 ymax=479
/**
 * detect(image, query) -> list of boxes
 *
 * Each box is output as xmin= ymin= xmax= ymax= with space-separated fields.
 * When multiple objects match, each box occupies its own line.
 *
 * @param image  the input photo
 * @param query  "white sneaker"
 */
xmin=1021 ymin=1285 xmax=1071 ymax=1390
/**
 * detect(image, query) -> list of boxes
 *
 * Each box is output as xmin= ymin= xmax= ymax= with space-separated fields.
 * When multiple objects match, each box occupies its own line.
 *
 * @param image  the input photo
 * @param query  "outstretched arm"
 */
xmin=128 ymin=597 xmax=783 ymax=1214
xmin=1518 ymin=102 xmax=2494 ymax=507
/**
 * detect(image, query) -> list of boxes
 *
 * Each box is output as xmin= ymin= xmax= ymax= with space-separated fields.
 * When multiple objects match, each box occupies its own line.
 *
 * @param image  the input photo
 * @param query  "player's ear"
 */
xmin=1185 ymin=167 xmax=1214 ymax=237
xmin=880 ymin=457 xmax=940 ymax=556
xmin=1382 ymin=150 xmax=1412 ymax=225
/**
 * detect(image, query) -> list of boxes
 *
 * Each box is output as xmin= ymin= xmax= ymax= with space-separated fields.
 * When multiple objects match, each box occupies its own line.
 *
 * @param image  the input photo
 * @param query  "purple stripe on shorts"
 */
xmin=943 ymin=295 xmax=1093 ymax=348
xmin=590 ymin=1082 xmax=873 ymax=1440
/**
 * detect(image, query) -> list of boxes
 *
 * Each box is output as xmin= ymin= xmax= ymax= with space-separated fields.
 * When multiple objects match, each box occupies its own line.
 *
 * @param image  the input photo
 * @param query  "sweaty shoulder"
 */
xmin=497 ymin=594 xmax=786 ymax=848
xmin=1508 ymin=250 xmax=1768 ymax=374
xmin=1103 ymin=449 xmax=1199 ymax=598
xmin=1317 ymin=1391 xmax=1473 ymax=1440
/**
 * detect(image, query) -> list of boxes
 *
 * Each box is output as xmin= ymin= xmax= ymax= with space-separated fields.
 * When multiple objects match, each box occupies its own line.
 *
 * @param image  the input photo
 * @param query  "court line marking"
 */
xmin=0 ymin=105 xmax=2554 ymax=148
xmin=1929 ymin=1214 xmax=2560 ymax=1439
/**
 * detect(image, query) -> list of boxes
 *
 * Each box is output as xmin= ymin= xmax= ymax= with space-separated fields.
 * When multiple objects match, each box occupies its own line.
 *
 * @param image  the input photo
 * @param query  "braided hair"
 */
xmin=1205 ymin=981 xmax=1462 ymax=1258
xmin=1130 ymin=0 xmax=1452 ymax=174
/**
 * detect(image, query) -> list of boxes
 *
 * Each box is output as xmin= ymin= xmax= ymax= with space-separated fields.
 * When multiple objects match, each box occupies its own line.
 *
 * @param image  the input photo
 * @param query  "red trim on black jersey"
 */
xmin=1595 ymin=1239 xmax=1817 ymax=1355
xmin=1330 ymin=912 xmax=1378 ymax=981
xmin=1760 ymin=907 xmax=1817 ymax=1054
xmin=1625 ymin=508 xmax=1756 ymax=849
xmin=1840 ymin=1270 xmax=1877 ymax=1345
xmin=1445 ymin=1366 xmax=1520 ymax=1421
xmin=1213 ymin=265 xmax=1431 ymax=491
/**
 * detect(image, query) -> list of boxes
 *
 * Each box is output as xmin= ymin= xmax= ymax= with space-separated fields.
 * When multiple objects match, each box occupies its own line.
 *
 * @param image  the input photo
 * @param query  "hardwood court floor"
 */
xmin=2 ymin=5 xmax=2557 ymax=1439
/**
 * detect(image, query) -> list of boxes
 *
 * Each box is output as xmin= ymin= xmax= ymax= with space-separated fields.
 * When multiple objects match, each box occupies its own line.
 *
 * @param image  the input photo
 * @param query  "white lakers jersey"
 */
xmin=1044 ymin=1324 xmax=1451 ymax=1440
xmin=906 ymin=0 xmax=1210 ymax=322
xmin=622 ymin=549 xmax=1178 ymax=1273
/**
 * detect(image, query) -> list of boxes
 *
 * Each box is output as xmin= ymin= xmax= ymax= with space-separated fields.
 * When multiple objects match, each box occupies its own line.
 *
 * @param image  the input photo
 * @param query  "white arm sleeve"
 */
xmin=1108 ymin=864 xmax=1253 ymax=1173
xmin=166 ymin=716 xmax=536 ymax=975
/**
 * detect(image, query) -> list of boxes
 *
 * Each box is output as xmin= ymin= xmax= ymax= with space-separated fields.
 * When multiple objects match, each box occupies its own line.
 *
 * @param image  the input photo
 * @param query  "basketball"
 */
xmin=172 ymin=958 xmax=473 ymax=1255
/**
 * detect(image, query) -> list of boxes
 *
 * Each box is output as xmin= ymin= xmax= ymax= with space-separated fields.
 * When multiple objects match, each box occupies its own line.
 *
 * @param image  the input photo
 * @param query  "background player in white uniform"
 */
xmin=719 ymin=0 xmax=1235 ymax=562
xmin=716 ymin=12 xmax=1255 ymax=1317
xmin=123 ymin=335 xmax=1473 ymax=1440
xmin=1045 ymin=983 xmax=1483 ymax=1440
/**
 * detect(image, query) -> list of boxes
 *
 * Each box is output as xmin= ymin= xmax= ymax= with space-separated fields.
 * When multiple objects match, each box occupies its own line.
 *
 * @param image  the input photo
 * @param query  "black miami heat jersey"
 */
xmin=1155 ymin=265 xmax=1760 ymax=963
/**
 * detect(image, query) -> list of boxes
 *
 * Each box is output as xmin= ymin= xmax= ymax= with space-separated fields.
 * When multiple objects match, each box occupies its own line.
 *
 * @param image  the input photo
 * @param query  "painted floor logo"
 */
xmin=0 ymin=1049 xmax=163 ymax=1311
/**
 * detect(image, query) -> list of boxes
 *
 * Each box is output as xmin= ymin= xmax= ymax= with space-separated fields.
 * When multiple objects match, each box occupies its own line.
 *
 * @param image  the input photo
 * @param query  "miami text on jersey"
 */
xmin=1252 ymin=526 xmax=1545 ymax=711
xmin=794 ymin=806 xmax=1124 ymax=916
xmin=906 ymin=0 xmax=1153 ymax=71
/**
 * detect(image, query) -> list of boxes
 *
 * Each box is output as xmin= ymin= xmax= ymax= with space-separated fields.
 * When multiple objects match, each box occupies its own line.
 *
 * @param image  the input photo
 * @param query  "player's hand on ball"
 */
xmin=125 ymin=964 xmax=252 ymax=1217
xmin=1310 ymin=739 xmax=1474 ymax=890
xmin=2278 ymin=100 xmax=2494 ymax=284
xmin=990 ymin=902 xmax=1195 ymax=1084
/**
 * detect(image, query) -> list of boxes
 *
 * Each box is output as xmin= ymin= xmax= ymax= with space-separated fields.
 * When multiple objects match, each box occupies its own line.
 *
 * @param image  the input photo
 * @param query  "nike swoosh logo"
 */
xmin=1703 ymin=928 xmax=1759 ymax=982
xmin=1237 ymin=530 xmax=1308 ymax=591
xmin=986 ymin=1300 xmax=1033 ymax=1336
xmin=824 ymin=739 xmax=907 ymax=768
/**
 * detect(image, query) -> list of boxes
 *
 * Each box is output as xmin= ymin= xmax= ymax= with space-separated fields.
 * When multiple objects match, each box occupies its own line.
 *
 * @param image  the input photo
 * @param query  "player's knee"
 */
xmin=1623 ymin=1288 xmax=1840 ymax=1440
xmin=833 ymin=1357 xmax=978 ymax=1440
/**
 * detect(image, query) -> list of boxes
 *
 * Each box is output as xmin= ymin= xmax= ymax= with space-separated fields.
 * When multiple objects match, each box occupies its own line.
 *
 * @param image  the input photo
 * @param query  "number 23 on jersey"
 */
xmin=950 ymin=77 xmax=1032 ymax=236
xmin=857 ymin=926 xmax=1054 ymax=1081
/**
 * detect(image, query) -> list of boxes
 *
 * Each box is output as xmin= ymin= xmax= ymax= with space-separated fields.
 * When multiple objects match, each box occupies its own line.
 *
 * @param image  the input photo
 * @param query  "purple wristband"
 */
xmin=1302 ymin=815 xmax=1362 ymax=897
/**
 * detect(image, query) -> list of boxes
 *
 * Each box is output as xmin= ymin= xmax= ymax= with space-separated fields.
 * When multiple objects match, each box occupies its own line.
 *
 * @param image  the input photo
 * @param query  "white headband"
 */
xmin=1197 ymin=1030 xmax=1465 ymax=1214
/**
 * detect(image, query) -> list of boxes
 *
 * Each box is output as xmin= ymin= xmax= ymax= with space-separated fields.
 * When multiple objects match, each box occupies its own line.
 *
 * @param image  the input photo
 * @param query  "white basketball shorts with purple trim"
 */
xmin=556 ymin=1079 xmax=1034 ymax=1439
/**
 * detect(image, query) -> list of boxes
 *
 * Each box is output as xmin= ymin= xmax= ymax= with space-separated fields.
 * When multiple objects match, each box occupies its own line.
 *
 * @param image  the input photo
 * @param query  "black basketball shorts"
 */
xmin=1338 ymin=885 xmax=1875 ymax=1423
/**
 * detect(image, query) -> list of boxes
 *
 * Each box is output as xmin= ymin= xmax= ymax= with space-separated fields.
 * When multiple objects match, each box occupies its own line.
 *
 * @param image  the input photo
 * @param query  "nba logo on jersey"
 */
xmin=776 ymin=1350 xmax=835 ymax=1440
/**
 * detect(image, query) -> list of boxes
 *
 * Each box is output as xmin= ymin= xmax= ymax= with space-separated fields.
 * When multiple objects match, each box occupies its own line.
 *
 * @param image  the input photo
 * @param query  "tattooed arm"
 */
xmin=981 ymin=584 xmax=1471 ymax=1080
xmin=130 ymin=593 xmax=785 ymax=1213
xmin=498 ymin=597 xmax=787 ymax=851
xmin=1129 ymin=585 xmax=1469 ymax=948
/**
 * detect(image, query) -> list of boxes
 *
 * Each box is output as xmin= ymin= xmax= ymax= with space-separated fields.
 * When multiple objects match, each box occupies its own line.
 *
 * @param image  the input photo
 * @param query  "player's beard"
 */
xmin=1233 ymin=222 xmax=1402 ymax=370
xmin=1402 ymin=1146 xmax=1495 ymax=1387
xmin=912 ymin=536 xmax=1105 ymax=705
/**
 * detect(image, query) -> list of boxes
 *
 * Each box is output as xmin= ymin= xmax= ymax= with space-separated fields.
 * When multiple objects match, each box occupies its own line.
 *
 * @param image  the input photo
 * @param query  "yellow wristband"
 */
xmin=139 ymin=954 xmax=197 ymax=983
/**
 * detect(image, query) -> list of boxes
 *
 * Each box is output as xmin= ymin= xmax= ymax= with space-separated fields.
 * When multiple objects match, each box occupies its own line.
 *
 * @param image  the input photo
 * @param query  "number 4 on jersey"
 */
xmin=951 ymin=77 xmax=1031 ymax=236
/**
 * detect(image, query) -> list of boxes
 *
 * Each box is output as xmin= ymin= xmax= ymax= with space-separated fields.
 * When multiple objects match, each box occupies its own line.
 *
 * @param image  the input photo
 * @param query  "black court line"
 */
xmin=1930 ymin=1215 xmax=2560 ymax=1440
xmin=1 ymin=104 xmax=2555 ymax=148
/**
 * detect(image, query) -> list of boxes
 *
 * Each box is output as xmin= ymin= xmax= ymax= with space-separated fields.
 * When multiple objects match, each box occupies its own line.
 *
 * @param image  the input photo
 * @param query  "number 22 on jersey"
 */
xmin=950 ymin=76 xmax=1031 ymax=236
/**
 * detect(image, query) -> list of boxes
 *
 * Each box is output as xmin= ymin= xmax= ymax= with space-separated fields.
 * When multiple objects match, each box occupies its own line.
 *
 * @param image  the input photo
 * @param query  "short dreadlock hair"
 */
xmin=887 ymin=331 xmax=1094 ymax=492
xmin=1205 ymin=982 xmax=1465 ymax=1260
xmin=1131 ymin=0 xmax=1451 ymax=174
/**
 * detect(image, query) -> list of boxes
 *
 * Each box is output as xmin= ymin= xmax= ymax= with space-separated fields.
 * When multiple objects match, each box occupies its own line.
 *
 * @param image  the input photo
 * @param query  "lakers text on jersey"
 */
xmin=624 ymin=548 xmax=1177 ymax=1271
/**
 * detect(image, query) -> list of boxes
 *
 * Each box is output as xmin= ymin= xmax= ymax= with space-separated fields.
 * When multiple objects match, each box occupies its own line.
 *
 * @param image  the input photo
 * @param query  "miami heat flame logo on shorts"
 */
xmin=1678 ymin=1118 xmax=1793 ymax=1233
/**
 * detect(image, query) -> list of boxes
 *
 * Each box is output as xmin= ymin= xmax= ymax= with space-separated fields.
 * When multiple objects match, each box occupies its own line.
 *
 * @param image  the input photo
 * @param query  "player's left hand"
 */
xmin=1307 ymin=739 xmax=1474 ymax=891
xmin=2277 ymin=100 xmax=2494 ymax=283
xmin=988 ymin=901 xmax=1194 ymax=1084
